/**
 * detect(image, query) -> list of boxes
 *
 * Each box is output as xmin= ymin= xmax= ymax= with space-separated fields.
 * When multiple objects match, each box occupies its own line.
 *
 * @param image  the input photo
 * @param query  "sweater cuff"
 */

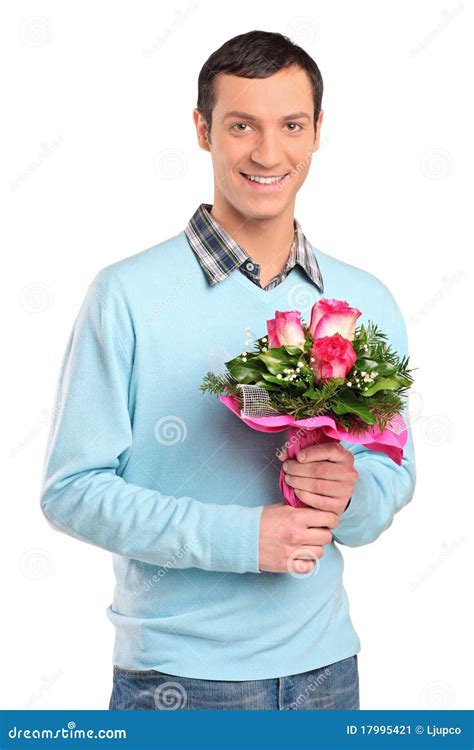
xmin=210 ymin=504 xmax=264 ymax=574
xmin=337 ymin=467 xmax=369 ymax=528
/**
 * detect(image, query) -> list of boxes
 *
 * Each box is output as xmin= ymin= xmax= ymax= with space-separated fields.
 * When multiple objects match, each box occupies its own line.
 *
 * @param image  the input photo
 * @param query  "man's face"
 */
xmin=193 ymin=65 xmax=323 ymax=221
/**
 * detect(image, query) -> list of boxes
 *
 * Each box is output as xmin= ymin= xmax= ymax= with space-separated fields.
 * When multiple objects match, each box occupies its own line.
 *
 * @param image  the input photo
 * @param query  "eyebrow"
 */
xmin=222 ymin=110 xmax=311 ymax=122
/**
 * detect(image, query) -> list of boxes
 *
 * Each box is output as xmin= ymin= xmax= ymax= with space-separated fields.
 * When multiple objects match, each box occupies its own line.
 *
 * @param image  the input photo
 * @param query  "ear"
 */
xmin=312 ymin=109 xmax=324 ymax=152
xmin=193 ymin=108 xmax=211 ymax=152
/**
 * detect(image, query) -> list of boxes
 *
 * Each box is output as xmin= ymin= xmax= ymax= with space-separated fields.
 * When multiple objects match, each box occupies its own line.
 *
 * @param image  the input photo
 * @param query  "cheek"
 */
xmin=290 ymin=142 xmax=315 ymax=176
xmin=211 ymin=140 xmax=243 ymax=176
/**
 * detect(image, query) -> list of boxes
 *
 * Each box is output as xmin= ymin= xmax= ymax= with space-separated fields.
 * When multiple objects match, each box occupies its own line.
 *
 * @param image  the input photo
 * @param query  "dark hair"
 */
xmin=196 ymin=30 xmax=323 ymax=141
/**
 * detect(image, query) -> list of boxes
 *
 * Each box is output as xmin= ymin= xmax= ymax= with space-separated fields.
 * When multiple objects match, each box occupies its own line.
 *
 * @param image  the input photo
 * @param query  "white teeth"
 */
xmin=244 ymin=173 xmax=286 ymax=184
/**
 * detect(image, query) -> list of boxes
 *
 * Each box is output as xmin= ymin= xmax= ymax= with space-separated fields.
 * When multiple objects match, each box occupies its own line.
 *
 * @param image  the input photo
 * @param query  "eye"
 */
xmin=230 ymin=122 xmax=304 ymax=133
xmin=231 ymin=123 xmax=252 ymax=132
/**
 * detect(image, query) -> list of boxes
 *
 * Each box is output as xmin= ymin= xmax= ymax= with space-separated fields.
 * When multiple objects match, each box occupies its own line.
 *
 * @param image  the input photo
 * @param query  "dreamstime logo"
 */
xmin=10 ymin=405 xmax=62 ymax=459
xmin=143 ymin=3 xmax=198 ymax=58
xmin=153 ymin=148 xmax=188 ymax=179
xmin=286 ymin=16 xmax=320 ymax=45
xmin=143 ymin=269 xmax=199 ymax=325
xmin=19 ymin=548 xmax=54 ymax=580
xmin=290 ymin=666 xmax=332 ymax=709
xmin=420 ymin=148 xmax=454 ymax=179
xmin=409 ymin=536 xmax=466 ymax=591
xmin=243 ymin=327 xmax=255 ymax=350
xmin=406 ymin=390 xmax=423 ymax=423
xmin=286 ymin=282 xmax=316 ymax=313
xmin=274 ymin=146 xmax=316 ymax=193
xmin=409 ymin=4 xmax=464 ymax=58
xmin=20 ymin=16 xmax=54 ymax=46
xmin=418 ymin=414 xmax=454 ymax=446
xmin=409 ymin=270 xmax=465 ymax=325
xmin=154 ymin=416 xmax=187 ymax=445
xmin=19 ymin=282 xmax=54 ymax=313
xmin=276 ymin=427 xmax=306 ymax=460
xmin=142 ymin=536 xmax=199 ymax=591
xmin=154 ymin=681 xmax=188 ymax=710
xmin=10 ymin=137 xmax=64 ymax=192
xmin=403 ymin=391 xmax=454 ymax=448
xmin=287 ymin=547 xmax=321 ymax=579
xmin=420 ymin=680 xmax=455 ymax=708
xmin=25 ymin=668 xmax=64 ymax=708
xmin=276 ymin=422 xmax=324 ymax=461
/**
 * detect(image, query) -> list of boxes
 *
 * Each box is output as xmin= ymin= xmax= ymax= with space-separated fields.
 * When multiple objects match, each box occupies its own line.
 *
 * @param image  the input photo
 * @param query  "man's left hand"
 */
xmin=279 ymin=442 xmax=358 ymax=516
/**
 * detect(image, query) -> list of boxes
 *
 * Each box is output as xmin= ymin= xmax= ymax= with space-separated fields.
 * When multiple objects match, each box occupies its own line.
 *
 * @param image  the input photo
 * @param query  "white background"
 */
xmin=1 ymin=0 xmax=472 ymax=710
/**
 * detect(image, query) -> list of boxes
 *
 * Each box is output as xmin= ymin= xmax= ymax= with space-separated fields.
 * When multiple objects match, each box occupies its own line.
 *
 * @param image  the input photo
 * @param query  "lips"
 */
xmin=239 ymin=171 xmax=291 ymax=193
xmin=240 ymin=172 xmax=288 ymax=183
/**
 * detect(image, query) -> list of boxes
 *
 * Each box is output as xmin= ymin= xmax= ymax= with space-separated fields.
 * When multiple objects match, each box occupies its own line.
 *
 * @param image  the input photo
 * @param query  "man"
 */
xmin=40 ymin=30 xmax=416 ymax=710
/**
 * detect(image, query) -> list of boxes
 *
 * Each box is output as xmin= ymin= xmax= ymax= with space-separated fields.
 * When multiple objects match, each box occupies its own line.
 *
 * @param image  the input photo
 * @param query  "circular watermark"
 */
xmin=154 ymin=416 xmax=188 ymax=445
xmin=154 ymin=681 xmax=188 ymax=710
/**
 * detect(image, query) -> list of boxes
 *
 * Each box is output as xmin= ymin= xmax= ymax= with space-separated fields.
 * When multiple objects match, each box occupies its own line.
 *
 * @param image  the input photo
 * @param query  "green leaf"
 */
xmin=360 ymin=376 xmax=404 ymax=397
xmin=282 ymin=344 xmax=305 ymax=356
xmin=259 ymin=348 xmax=293 ymax=374
xmin=373 ymin=361 xmax=397 ymax=376
xmin=330 ymin=390 xmax=377 ymax=424
xmin=261 ymin=373 xmax=289 ymax=386
xmin=353 ymin=358 xmax=379 ymax=371
xmin=226 ymin=359 xmax=264 ymax=384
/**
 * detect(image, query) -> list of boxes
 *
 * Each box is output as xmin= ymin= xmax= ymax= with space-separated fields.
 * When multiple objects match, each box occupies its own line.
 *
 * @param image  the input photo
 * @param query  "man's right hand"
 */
xmin=258 ymin=504 xmax=338 ymax=574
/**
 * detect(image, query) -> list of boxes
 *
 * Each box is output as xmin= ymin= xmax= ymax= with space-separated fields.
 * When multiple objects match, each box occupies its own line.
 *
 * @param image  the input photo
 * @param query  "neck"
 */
xmin=209 ymin=197 xmax=296 ymax=286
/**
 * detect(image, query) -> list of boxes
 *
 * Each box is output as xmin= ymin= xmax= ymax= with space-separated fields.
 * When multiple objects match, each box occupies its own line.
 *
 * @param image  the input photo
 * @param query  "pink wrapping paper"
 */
xmin=219 ymin=394 xmax=408 ymax=508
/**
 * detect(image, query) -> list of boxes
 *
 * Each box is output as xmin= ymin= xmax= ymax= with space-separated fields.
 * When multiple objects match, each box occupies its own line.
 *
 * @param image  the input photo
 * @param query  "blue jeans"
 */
xmin=108 ymin=655 xmax=359 ymax=710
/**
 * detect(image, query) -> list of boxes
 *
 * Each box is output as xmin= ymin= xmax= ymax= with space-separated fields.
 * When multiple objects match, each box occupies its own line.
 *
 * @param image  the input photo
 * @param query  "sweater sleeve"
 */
xmin=332 ymin=288 xmax=417 ymax=547
xmin=39 ymin=270 xmax=263 ymax=574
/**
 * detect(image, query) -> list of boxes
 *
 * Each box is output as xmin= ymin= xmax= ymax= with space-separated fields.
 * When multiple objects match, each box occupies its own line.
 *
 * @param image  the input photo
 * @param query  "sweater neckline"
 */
xmin=221 ymin=254 xmax=324 ymax=310
xmin=178 ymin=229 xmax=324 ymax=309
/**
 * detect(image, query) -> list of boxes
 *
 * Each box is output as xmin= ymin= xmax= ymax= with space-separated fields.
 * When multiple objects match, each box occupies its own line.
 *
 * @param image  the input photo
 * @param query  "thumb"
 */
xmin=278 ymin=449 xmax=288 ymax=461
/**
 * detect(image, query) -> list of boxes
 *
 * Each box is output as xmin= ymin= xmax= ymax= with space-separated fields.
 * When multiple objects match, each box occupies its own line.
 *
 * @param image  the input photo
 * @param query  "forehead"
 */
xmin=212 ymin=66 xmax=313 ymax=121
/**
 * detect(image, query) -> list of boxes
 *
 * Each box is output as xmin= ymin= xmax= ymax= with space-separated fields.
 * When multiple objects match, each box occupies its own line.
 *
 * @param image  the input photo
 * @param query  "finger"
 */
xmin=299 ymin=508 xmax=339 ymax=527
xmin=296 ymin=442 xmax=347 ymax=464
xmin=298 ymin=528 xmax=334 ymax=546
xmin=283 ymin=459 xmax=343 ymax=480
xmin=294 ymin=491 xmax=340 ymax=512
xmin=294 ymin=509 xmax=339 ymax=529
xmin=289 ymin=546 xmax=325 ymax=563
xmin=284 ymin=474 xmax=343 ymax=497
xmin=307 ymin=512 xmax=340 ymax=530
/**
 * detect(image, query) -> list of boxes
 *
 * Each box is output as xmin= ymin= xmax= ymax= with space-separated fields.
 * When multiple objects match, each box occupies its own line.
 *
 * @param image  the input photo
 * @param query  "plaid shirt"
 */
xmin=184 ymin=203 xmax=324 ymax=293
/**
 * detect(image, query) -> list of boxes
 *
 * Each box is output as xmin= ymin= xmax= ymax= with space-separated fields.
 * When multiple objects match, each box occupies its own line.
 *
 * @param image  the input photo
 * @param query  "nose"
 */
xmin=250 ymin=129 xmax=282 ymax=170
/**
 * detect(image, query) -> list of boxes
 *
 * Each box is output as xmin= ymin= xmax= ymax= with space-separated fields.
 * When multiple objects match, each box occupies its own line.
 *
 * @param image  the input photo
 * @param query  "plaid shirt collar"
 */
xmin=184 ymin=203 xmax=324 ymax=293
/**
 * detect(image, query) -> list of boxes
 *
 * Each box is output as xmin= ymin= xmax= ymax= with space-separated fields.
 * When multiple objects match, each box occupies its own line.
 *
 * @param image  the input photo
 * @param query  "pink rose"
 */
xmin=267 ymin=311 xmax=305 ymax=350
xmin=311 ymin=334 xmax=357 ymax=381
xmin=309 ymin=298 xmax=362 ymax=341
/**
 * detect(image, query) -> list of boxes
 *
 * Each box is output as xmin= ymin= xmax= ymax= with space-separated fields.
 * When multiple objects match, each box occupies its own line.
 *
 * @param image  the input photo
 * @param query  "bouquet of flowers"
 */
xmin=199 ymin=299 xmax=415 ymax=508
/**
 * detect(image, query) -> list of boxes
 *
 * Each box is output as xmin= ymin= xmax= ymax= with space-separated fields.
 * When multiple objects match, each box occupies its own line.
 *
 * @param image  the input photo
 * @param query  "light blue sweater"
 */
xmin=40 ymin=230 xmax=416 ymax=680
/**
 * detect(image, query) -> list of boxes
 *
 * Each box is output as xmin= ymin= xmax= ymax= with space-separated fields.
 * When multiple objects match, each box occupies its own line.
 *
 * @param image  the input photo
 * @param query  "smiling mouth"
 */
xmin=240 ymin=172 xmax=290 ymax=184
